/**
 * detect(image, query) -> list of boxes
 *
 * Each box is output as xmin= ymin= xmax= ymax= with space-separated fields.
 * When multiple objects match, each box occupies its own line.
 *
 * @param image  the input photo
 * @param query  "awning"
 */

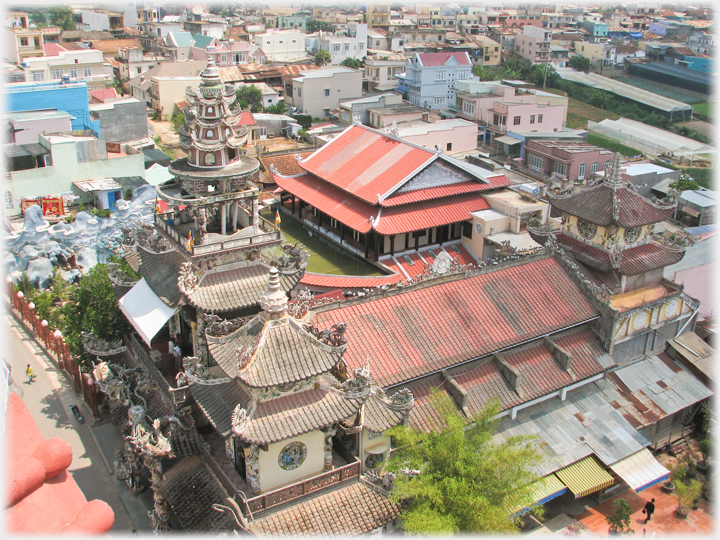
xmin=681 ymin=206 xmax=702 ymax=218
xmin=555 ymin=456 xmax=615 ymax=498
xmin=609 ymin=449 xmax=670 ymax=492
xmin=495 ymin=135 xmax=523 ymax=145
xmin=118 ymin=278 xmax=178 ymax=346
xmin=510 ymin=474 xmax=568 ymax=516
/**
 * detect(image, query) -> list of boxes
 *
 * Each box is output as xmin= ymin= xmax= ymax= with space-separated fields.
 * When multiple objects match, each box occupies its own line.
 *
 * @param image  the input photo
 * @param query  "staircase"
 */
xmin=670 ymin=436 xmax=690 ymax=458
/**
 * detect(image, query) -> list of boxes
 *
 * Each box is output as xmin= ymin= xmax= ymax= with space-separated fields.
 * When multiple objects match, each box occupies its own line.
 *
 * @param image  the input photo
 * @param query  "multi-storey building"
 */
xmin=287 ymin=66 xmax=363 ymax=118
xmin=402 ymin=51 xmax=473 ymax=110
xmin=4 ymin=20 xmax=44 ymax=63
xmin=514 ymin=25 xmax=551 ymax=64
xmin=574 ymin=41 xmax=617 ymax=67
xmin=14 ymin=48 xmax=113 ymax=91
xmin=316 ymin=23 xmax=368 ymax=65
xmin=472 ymin=35 xmax=502 ymax=65
xmin=362 ymin=52 xmax=406 ymax=93
xmin=253 ymin=29 xmax=304 ymax=62
xmin=523 ymin=140 xmax=614 ymax=183
xmin=116 ymin=46 xmax=167 ymax=92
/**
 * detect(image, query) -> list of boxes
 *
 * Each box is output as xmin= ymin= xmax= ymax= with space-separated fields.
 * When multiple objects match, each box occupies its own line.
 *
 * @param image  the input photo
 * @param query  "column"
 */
xmin=245 ymin=444 xmax=261 ymax=495
xmin=324 ymin=426 xmax=337 ymax=470
xmin=232 ymin=201 xmax=239 ymax=232
xmin=220 ymin=203 xmax=227 ymax=236
xmin=251 ymin=198 xmax=258 ymax=227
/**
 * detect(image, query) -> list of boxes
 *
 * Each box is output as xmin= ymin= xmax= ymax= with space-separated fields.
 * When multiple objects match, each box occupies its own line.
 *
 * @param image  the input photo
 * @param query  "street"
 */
xmin=3 ymin=310 xmax=151 ymax=535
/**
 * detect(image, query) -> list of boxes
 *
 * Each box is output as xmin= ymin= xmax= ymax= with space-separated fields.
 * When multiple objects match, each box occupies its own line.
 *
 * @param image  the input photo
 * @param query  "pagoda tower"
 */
xmin=113 ymin=52 xmax=307 ymax=370
xmin=528 ymin=153 xmax=688 ymax=294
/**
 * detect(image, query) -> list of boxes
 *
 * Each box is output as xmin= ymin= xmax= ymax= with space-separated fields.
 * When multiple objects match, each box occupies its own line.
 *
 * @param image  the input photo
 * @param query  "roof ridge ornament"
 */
xmin=384 ymin=121 xmax=398 ymax=137
xmin=260 ymin=266 xmax=288 ymax=318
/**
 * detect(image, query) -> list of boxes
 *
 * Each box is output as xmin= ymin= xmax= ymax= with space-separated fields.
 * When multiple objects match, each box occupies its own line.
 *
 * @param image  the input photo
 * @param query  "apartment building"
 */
xmin=254 ymin=29 xmax=304 ymax=62
xmin=574 ymin=41 xmax=617 ymax=66
xmin=116 ymin=46 xmax=167 ymax=91
xmin=403 ymin=51 xmax=473 ymax=110
xmin=515 ymin=25 xmax=552 ymax=64
xmin=4 ymin=23 xmax=44 ymax=63
xmin=363 ymin=52 xmax=406 ymax=92
xmin=472 ymin=35 xmax=502 ymax=65
xmin=316 ymin=23 xmax=368 ymax=64
xmin=14 ymin=48 xmax=113 ymax=91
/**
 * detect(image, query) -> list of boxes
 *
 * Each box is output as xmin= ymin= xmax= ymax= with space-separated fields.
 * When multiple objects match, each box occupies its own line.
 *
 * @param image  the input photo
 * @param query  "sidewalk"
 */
xmin=576 ymin=482 xmax=714 ymax=536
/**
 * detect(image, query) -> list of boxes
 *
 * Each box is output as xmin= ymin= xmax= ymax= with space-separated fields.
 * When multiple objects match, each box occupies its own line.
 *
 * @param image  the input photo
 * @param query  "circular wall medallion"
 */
xmin=664 ymin=299 xmax=679 ymax=319
xmin=577 ymin=218 xmax=597 ymax=240
xmin=632 ymin=311 xmax=649 ymax=331
xmin=624 ymin=227 xmax=641 ymax=244
xmin=278 ymin=442 xmax=307 ymax=471
xmin=475 ymin=223 xmax=483 ymax=234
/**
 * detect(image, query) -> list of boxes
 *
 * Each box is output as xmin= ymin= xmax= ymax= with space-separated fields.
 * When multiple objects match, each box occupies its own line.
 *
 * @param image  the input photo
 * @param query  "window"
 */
xmin=528 ymin=154 xmax=544 ymax=171
xmin=538 ymin=114 xmax=543 ymax=123
xmin=435 ymin=70 xmax=446 ymax=81
xmin=513 ymin=116 xmax=521 ymax=125
xmin=433 ymin=97 xmax=445 ymax=105
xmin=462 ymin=101 xmax=475 ymax=116
xmin=259 ymin=126 xmax=267 ymax=137
xmin=332 ymin=44 xmax=341 ymax=52
xmin=485 ymin=55 xmax=490 ymax=62
xmin=31 ymin=71 xmax=44 ymax=81
xmin=578 ymin=163 xmax=586 ymax=180
xmin=69 ymin=67 xmax=78 ymax=78
xmin=297 ymin=89 xmax=301 ymax=97
xmin=554 ymin=162 xmax=566 ymax=176
xmin=446 ymin=142 xmax=452 ymax=151
xmin=221 ymin=53 xmax=227 ymax=63
xmin=83 ymin=66 xmax=92 ymax=77
xmin=324 ymin=108 xmax=330 ymax=116
xmin=51 ymin=68 xmax=63 ymax=80
xmin=20 ymin=37 xmax=28 ymax=46
xmin=204 ymin=152 xmax=216 ymax=165
xmin=359 ymin=43 xmax=364 ymax=50
xmin=462 ymin=221 xmax=472 ymax=238
xmin=324 ymin=88 xmax=330 ymax=96
xmin=207 ymin=106 xmax=214 ymax=115
xmin=530 ymin=115 xmax=536 ymax=124
xmin=137 ymin=67 xmax=142 ymax=74
xmin=206 ymin=129 xmax=215 ymax=138
xmin=604 ymin=160 xmax=612 ymax=170
xmin=344 ymin=43 xmax=350 ymax=50
xmin=34 ymin=37 xmax=40 ymax=47
xmin=590 ymin=161 xmax=599 ymax=174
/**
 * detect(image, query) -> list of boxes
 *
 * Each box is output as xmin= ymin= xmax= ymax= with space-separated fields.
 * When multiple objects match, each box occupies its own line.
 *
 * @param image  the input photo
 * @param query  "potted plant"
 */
xmin=685 ymin=454 xmax=698 ymax=479
xmin=664 ymin=462 xmax=687 ymax=493
xmin=698 ymin=438 xmax=711 ymax=473
xmin=606 ymin=499 xmax=633 ymax=536
xmin=675 ymin=478 xmax=703 ymax=519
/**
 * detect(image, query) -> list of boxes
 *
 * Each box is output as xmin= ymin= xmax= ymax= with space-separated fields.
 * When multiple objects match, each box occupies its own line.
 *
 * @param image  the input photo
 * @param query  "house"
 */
xmin=272 ymin=122 xmax=510 ymax=262
xmin=365 ymin=104 xmax=429 ymax=129
xmin=127 ymin=60 xmax=206 ymax=110
xmin=4 ymin=132 xmax=145 ymax=216
xmin=336 ymin=92 xmax=403 ymax=125
xmin=363 ymin=52 xmax=406 ymax=93
xmin=315 ymin=23 xmax=368 ymax=64
xmin=396 ymin=118 xmax=479 ymax=154
xmin=471 ymin=35 xmax=501 ymax=65
xmin=253 ymin=29 xmax=304 ymax=62
xmin=579 ymin=20 xmax=609 ymax=41
xmin=8 ymin=48 xmax=113 ymax=91
xmin=402 ymin=51 xmax=473 ymax=110
xmin=191 ymin=39 xmax=266 ymax=67
xmin=160 ymin=31 xmax=194 ymax=61
xmin=523 ymin=140 xmax=614 ymax=183
xmin=138 ymin=18 xmax=185 ymax=52
xmin=79 ymin=9 xmax=125 ymax=32
xmin=4 ymin=22 xmax=45 ymax=63
xmin=183 ymin=13 xmax=227 ymax=40
xmin=596 ymin=161 xmax=681 ymax=198
xmin=239 ymin=82 xmax=279 ymax=108
xmin=277 ymin=15 xmax=310 ymax=32
xmin=614 ymin=44 xmax=645 ymax=65
xmin=2 ymin=110 xmax=73 ymax=145
xmin=514 ymin=25 xmax=552 ymax=64
xmin=89 ymin=97 xmax=149 ymax=145
xmin=89 ymin=38 xmax=142 ymax=62
xmin=286 ymin=66 xmax=363 ymax=119
xmin=675 ymin=189 xmax=717 ymax=226
xmin=4 ymin=80 xmax=100 ymax=133
xmin=574 ymin=40 xmax=617 ymax=67
xmin=116 ymin=46 xmax=167 ymax=92
xmin=487 ymin=25 xmax=521 ymax=52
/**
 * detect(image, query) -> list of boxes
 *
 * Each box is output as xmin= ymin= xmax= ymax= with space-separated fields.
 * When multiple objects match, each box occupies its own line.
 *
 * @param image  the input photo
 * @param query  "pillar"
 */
xmin=323 ymin=426 xmax=337 ymax=470
xmin=245 ymin=444 xmax=261 ymax=495
xmin=251 ymin=198 xmax=258 ymax=227
xmin=232 ymin=201 xmax=239 ymax=232
xmin=220 ymin=203 xmax=227 ymax=236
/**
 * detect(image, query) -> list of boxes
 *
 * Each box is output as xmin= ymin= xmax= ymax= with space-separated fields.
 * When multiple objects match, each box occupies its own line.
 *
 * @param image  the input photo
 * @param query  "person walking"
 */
xmin=25 ymin=364 xmax=36 ymax=383
xmin=642 ymin=498 xmax=656 ymax=524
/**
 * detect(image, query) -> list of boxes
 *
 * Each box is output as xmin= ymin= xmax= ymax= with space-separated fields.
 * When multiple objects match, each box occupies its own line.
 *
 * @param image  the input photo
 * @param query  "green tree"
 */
xmin=339 ymin=57 xmax=361 ymax=69
xmin=387 ymin=391 xmax=543 ymax=534
xmin=170 ymin=110 xmax=187 ymax=134
xmin=306 ymin=19 xmax=333 ymax=33
xmin=263 ymin=101 xmax=287 ymax=114
xmin=315 ymin=48 xmax=332 ymax=66
xmin=30 ymin=10 xmax=47 ymax=26
xmin=472 ymin=65 xmax=490 ymax=80
xmin=669 ymin=175 xmax=701 ymax=193
xmin=233 ymin=84 xmax=263 ymax=112
xmin=606 ymin=499 xmax=633 ymax=535
xmin=568 ymin=55 xmax=591 ymax=73
xmin=60 ymin=264 xmax=132 ymax=370
xmin=48 ymin=5 xmax=75 ymax=30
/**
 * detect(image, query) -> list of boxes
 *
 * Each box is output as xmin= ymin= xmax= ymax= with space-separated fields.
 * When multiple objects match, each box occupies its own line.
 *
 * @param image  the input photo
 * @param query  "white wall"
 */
xmin=257 ymin=430 xmax=326 ymax=493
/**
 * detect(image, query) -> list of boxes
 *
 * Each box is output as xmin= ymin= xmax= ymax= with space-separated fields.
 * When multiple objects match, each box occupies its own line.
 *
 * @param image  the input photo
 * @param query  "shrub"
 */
xmin=606 ymin=499 xmax=633 ymax=535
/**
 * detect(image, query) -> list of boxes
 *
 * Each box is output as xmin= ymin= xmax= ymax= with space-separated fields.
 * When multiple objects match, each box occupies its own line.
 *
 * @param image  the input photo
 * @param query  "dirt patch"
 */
xmin=147 ymin=119 xmax=182 ymax=159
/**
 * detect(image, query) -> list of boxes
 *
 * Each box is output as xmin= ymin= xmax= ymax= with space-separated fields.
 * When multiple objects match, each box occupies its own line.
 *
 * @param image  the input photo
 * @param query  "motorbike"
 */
xmin=70 ymin=404 xmax=84 ymax=424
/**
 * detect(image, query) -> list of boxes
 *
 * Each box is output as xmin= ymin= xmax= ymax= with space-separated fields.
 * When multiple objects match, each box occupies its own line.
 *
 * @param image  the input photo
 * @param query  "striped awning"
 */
xmin=555 ymin=456 xmax=615 ymax=498
xmin=510 ymin=474 xmax=568 ymax=516
xmin=609 ymin=449 xmax=670 ymax=492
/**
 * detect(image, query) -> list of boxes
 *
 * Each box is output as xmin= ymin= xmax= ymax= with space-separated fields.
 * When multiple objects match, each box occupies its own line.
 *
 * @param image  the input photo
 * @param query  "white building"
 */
xmin=288 ymin=66 xmax=363 ymax=119
xmin=16 ymin=48 xmax=113 ymax=91
xmin=253 ymin=29 xmax=304 ymax=62
xmin=316 ymin=22 xmax=368 ymax=64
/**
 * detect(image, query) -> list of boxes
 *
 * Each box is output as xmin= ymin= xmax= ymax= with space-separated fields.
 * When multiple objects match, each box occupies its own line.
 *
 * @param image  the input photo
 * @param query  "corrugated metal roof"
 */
xmin=555 ymin=455 xmax=615 ymax=498
xmin=609 ymin=449 xmax=670 ymax=492
xmin=511 ymin=474 xmax=567 ymax=515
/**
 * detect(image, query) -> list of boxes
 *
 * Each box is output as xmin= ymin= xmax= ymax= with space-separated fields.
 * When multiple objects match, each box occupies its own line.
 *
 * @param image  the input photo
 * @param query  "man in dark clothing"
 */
xmin=643 ymin=498 xmax=656 ymax=524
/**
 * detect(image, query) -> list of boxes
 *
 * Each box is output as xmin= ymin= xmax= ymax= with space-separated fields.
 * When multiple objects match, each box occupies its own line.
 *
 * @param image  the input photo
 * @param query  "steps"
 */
xmin=670 ymin=436 xmax=690 ymax=458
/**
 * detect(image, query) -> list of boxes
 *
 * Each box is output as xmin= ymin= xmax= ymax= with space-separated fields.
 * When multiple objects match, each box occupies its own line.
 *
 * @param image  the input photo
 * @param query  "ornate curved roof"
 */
xmin=135 ymin=245 xmax=186 ymax=308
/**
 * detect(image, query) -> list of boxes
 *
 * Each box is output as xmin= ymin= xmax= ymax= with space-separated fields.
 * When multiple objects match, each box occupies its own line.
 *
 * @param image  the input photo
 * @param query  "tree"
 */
xmin=386 ymin=391 xmax=544 ymax=534
xmin=233 ymin=84 xmax=263 ymax=112
xmin=30 ymin=10 xmax=47 ymax=26
xmin=263 ymin=101 xmax=287 ymax=114
xmin=339 ymin=57 xmax=361 ymax=69
xmin=170 ymin=110 xmax=187 ymax=134
xmin=568 ymin=55 xmax=591 ymax=73
xmin=48 ymin=5 xmax=75 ymax=30
xmin=472 ymin=65 xmax=490 ymax=80
xmin=59 ymin=264 xmax=132 ymax=370
xmin=315 ymin=49 xmax=332 ymax=67
xmin=606 ymin=499 xmax=633 ymax=535
xmin=306 ymin=19 xmax=333 ymax=33
xmin=669 ymin=175 xmax=701 ymax=193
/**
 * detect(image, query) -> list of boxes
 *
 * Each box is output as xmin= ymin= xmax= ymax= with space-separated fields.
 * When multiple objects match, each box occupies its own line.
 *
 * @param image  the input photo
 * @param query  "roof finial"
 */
xmin=605 ymin=151 xmax=624 ymax=188
xmin=260 ymin=266 xmax=287 ymax=319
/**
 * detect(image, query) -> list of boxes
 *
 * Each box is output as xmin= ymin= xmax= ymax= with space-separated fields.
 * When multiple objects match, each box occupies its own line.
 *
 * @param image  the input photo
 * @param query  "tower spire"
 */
xmin=260 ymin=267 xmax=288 ymax=319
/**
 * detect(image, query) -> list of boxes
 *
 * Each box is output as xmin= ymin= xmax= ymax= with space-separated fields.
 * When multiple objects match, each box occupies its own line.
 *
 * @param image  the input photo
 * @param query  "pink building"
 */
xmin=190 ymin=40 xmax=265 ymax=66
xmin=523 ymin=140 xmax=614 ymax=182
xmin=397 ymin=118 xmax=479 ymax=154
xmin=514 ymin=25 xmax=552 ymax=63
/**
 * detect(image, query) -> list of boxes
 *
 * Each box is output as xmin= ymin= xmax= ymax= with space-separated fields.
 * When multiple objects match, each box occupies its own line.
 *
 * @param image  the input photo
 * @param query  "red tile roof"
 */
xmin=90 ymin=88 xmax=118 ymax=102
xmin=43 ymin=43 xmax=66 ymax=56
xmin=274 ymin=173 xmax=375 ymax=233
xmin=311 ymin=256 xmax=600 ymax=388
xmin=375 ymin=192 xmax=490 ymax=235
xmin=380 ymin=175 xmax=509 ymax=207
xmin=299 ymin=124 xmax=435 ymax=204
xmin=300 ymin=272 xmax=404 ymax=289
xmin=417 ymin=51 xmax=472 ymax=66
xmin=237 ymin=111 xmax=255 ymax=125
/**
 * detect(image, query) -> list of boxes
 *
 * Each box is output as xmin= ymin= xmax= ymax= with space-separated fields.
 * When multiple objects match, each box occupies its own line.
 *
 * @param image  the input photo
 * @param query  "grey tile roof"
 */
xmin=128 ymin=59 xmax=206 ymax=89
xmin=184 ymin=263 xmax=303 ymax=313
xmin=251 ymin=480 xmax=402 ymax=536
xmin=136 ymin=245 xmax=186 ymax=308
xmin=189 ymin=380 xmax=253 ymax=438
xmin=362 ymin=393 xmax=412 ymax=433
xmin=157 ymin=455 xmax=235 ymax=533
xmin=208 ymin=316 xmax=344 ymax=388
xmin=123 ymin=246 xmax=141 ymax=273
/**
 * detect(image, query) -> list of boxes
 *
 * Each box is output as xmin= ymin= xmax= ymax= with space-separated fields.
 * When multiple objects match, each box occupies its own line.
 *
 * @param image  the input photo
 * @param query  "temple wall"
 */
xmin=257 ymin=430 xmax=325 ymax=493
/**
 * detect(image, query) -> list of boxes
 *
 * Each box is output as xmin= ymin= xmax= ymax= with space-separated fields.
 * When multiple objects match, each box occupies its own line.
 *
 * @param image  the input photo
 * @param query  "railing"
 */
xmin=243 ymin=459 xmax=362 ymax=515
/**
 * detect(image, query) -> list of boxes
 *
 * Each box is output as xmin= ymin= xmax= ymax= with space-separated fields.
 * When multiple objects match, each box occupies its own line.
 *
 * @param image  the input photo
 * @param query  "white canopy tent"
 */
xmin=118 ymin=278 xmax=178 ymax=346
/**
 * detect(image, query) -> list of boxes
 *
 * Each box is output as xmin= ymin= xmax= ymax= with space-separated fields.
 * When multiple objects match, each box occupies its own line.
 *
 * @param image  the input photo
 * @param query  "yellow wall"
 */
xmin=258 ymin=430 xmax=325 ymax=493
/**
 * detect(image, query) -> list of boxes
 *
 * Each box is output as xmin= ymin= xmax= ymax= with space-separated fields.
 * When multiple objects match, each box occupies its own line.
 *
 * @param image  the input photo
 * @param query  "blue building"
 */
xmin=3 ymin=80 xmax=100 ymax=134
xmin=682 ymin=55 xmax=715 ymax=74
xmin=402 ymin=52 xmax=474 ymax=110
xmin=579 ymin=21 xmax=609 ymax=41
